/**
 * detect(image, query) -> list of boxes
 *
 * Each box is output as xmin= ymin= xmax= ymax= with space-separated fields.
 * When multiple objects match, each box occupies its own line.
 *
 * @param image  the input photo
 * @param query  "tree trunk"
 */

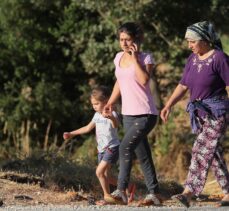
xmin=21 ymin=120 xmax=31 ymax=157
xmin=44 ymin=119 xmax=52 ymax=151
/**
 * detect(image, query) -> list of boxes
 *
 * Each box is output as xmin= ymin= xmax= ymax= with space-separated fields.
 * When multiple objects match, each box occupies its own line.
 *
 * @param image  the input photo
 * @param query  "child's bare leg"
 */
xmin=105 ymin=169 xmax=117 ymax=191
xmin=96 ymin=160 xmax=111 ymax=197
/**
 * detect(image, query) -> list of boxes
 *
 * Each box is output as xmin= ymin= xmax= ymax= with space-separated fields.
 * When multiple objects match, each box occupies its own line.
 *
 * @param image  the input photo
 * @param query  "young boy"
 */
xmin=63 ymin=86 xmax=120 ymax=205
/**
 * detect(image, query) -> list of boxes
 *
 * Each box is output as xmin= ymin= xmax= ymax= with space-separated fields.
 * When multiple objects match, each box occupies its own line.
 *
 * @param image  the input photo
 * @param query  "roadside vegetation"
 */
xmin=0 ymin=0 xmax=228 ymax=198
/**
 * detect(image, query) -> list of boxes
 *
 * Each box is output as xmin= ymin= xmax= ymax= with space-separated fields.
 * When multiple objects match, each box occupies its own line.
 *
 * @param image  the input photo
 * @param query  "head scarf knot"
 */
xmin=185 ymin=21 xmax=222 ymax=50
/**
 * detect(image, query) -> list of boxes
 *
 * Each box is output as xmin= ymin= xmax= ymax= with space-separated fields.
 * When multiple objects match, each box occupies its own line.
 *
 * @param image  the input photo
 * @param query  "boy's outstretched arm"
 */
xmin=63 ymin=121 xmax=95 ymax=140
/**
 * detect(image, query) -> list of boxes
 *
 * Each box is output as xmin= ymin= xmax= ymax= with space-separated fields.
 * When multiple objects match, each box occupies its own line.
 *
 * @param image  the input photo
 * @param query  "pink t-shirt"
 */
xmin=114 ymin=51 xmax=158 ymax=115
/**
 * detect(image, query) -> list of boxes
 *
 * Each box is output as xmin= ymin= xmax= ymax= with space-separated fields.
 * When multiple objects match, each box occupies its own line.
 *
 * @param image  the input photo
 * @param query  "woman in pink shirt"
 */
xmin=103 ymin=22 xmax=161 ymax=206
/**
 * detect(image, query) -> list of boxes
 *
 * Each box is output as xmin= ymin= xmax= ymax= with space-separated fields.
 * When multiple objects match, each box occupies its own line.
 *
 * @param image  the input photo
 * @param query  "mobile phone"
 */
xmin=133 ymin=40 xmax=140 ymax=48
xmin=128 ymin=40 xmax=140 ymax=55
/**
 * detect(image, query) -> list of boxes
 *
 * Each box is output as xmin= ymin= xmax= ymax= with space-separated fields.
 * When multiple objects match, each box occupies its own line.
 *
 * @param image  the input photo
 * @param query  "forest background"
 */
xmin=0 ymin=0 xmax=229 ymax=193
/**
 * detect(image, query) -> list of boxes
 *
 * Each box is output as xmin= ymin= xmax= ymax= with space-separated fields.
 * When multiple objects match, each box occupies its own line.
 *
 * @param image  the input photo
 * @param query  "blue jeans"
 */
xmin=117 ymin=114 xmax=159 ymax=194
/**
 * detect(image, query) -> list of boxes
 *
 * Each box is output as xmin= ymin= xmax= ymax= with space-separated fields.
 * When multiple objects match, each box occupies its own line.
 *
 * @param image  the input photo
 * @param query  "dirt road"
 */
xmin=2 ymin=205 xmax=229 ymax=211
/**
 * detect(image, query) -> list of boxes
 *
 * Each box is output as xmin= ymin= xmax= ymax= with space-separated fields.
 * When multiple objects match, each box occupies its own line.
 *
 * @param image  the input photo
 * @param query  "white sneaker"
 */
xmin=138 ymin=193 xmax=162 ymax=206
xmin=106 ymin=189 xmax=127 ymax=205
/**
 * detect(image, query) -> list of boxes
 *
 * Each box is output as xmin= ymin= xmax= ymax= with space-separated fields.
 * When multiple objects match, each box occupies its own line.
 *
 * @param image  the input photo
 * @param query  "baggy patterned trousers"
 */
xmin=185 ymin=115 xmax=229 ymax=195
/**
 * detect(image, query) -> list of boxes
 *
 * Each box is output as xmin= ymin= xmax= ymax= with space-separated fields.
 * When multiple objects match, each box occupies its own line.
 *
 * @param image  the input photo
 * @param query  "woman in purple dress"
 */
xmin=160 ymin=21 xmax=229 ymax=208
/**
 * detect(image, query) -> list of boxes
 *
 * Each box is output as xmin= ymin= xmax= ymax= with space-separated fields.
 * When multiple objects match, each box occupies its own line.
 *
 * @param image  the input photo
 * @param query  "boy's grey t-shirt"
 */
xmin=92 ymin=111 xmax=120 ymax=153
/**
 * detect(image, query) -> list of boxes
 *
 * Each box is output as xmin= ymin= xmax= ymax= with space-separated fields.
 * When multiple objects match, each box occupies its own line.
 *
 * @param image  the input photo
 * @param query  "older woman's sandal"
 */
xmin=172 ymin=194 xmax=190 ymax=208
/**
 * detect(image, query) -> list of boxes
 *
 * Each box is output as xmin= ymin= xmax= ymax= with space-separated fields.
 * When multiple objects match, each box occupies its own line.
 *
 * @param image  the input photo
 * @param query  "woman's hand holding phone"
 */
xmin=129 ymin=42 xmax=139 ymax=55
xmin=128 ymin=42 xmax=139 ymax=62
xmin=133 ymin=41 xmax=139 ymax=51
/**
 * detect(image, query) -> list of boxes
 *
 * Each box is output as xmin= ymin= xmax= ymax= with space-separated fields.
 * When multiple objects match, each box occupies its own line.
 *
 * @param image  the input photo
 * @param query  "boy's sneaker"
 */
xmin=105 ymin=189 xmax=127 ymax=205
xmin=137 ymin=193 xmax=162 ymax=206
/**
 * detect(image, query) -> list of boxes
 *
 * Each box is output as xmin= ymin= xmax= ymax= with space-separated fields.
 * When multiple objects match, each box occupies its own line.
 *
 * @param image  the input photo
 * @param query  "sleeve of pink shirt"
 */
xmin=113 ymin=52 xmax=122 ymax=66
xmin=144 ymin=53 xmax=155 ymax=65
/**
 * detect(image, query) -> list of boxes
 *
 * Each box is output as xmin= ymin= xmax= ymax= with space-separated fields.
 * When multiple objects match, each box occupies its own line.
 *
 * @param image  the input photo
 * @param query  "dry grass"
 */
xmin=0 ymin=152 xmax=227 ymax=207
xmin=0 ymin=176 xmax=223 ymax=207
xmin=0 ymin=178 xmax=88 ymax=206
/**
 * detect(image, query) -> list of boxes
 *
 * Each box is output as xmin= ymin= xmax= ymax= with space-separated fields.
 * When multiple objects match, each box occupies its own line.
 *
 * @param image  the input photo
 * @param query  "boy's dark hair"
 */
xmin=91 ymin=86 xmax=111 ymax=102
xmin=117 ymin=22 xmax=144 ymax=43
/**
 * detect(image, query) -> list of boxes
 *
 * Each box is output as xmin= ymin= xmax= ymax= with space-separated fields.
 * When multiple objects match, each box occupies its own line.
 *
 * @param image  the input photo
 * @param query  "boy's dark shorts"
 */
xmin=98 ymin=145 xmax=119 ymax=164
